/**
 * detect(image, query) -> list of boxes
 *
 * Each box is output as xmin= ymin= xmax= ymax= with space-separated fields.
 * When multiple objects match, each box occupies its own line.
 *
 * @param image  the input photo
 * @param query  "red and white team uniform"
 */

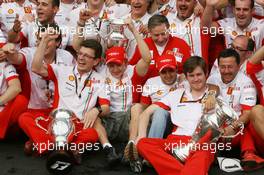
xmin=141 ymin=76 xmax=186 ymax=105
xmin=246 ymin=62 xmax=264 ymax=105
xmin=0 ymin=62 xmax=28 ymax=139
xmin=19 ymin=65 xmax=108 ymax=153
xmin=137 ymin=87 xmax=215 ymax=175
xmin=18 ymin=47 xmax=75 ymax=110
xmin=0 ymin=63 xmax=18 ymax=109
xmin=19 ymin=20 xmax=72 ymax=49
xmin=129 ymin=35 xmax=191 ymax=80
xmin=0 ymin=29 xmax=6 ymax=47
xmin=0 ymin=0 xmax=36 ymax=37
xmin=207 ymin=71 xmax=256 ymax=115
xmin=105 ymin=65 xmax=144 ymax=112
xmin=216 ymin=17 xmax=264 ymax=50
xmin=167 ymin=12 xmax=210 ymax=62
xmin=47 ymin=65 xmax=110 ymax=119
xmin=124 ymin=12 xmax=151 ymax=60
xmin=207 ymin=71 xmax=257 ymax=153
xmin=140 ymin=52 xmax=186 ymax=105
xmin=245 ymin=62 xmax=264 ymax=156
xmin=104 ymin=47 xmax=145 ymax=109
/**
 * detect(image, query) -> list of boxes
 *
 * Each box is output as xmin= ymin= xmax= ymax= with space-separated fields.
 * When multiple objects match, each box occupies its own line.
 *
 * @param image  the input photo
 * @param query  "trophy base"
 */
xmin=46 ymin=149 xmax=74 ymax=175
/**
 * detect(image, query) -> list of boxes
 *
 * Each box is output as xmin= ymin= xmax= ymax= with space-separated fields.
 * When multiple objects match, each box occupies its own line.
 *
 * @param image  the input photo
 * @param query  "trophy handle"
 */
xmin=35 ymin=116 xmax=50 ymax=133
xmin=221 ymin=122 xmax=244 ymax=138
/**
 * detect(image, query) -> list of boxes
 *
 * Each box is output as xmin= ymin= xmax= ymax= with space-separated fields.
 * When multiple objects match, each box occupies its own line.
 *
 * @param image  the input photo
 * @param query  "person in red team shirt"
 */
xmin=245 ymin=46 xmax=264 ymax=170
xmin=129 ymin=14 xmax=191 ymax=80
xmin=0 ymin=41 xmax=27 ymax=139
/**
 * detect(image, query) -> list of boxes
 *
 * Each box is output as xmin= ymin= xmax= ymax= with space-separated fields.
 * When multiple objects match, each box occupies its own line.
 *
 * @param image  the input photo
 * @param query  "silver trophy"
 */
xmin=172 ymin=99 xmax=244 ymax=163
xmin=105 ymin=18 xmax=128 ymax=48
xmin=84 ymin=19 xmax=101 ymax=42
xmin=35 ymin=109 xmax=77 ymax=175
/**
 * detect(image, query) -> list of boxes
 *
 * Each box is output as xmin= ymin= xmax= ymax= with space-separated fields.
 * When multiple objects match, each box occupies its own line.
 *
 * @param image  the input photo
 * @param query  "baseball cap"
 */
xmin=105 ymin=47 xmax=127 ymax=65
xmin=156 ymin=53 xmax=177 ymax=72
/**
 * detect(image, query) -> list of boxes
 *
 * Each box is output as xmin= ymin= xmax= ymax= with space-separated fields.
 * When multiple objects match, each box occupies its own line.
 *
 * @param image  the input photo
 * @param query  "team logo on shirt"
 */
xmin=166 ymin=50 xmax=174 ymax=55
xmin=8 ymin=9 xmax=14 ymax=14
xmin=105 ymin=77 xmax=112 ymax=85
xmin=227 ymin=87 xmax=233 ymax=95
xmin=86 ymin=80 xmax=92 ymax=87
xmin=245 ymin=31 xmax=251 ymax=37
xmin=102 ymin=10 xmax=108 ymax=19
xmin=24 ymin=7 xmax=32 ymax=14
xmin=116 ymin=80 xmax=124 ymax=87
xmin=170 ymin=23 xmax=176 ymax=29
xmin=231 ymin=31 xmax=238 ymax=37
xmin=169 ymin=87 xmax=176 ymax=92
xmin=157 ymin=90 xmax=163 ymax=95
xmin=68 ymin=75 xmax=75 ymax=81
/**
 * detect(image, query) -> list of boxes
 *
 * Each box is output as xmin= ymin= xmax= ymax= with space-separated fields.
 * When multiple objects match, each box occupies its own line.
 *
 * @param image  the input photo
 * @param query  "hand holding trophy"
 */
xmin=172 ymin=98 xmax=244 ymax=163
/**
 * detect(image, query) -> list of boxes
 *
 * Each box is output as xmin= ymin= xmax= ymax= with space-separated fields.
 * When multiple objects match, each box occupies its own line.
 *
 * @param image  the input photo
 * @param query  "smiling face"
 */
xmin=37 ymin=0 xmax=58 ymax=24
xmin=176 ymin=0 xmax=196 ymax=21
xmin=131 ymin=0 xmax=149 ymax=18
xmin=77 ymin=47 xmax=100 ymax=74
xmin=219 ymin=56 xmax=240 ymax=84
xmin=233 ymin=0 xmax=253 ymax=29
xmin=159 ymin=67 xmax=177 ymax=85
xmin=186 ymin=66 xmax=207 ymax=92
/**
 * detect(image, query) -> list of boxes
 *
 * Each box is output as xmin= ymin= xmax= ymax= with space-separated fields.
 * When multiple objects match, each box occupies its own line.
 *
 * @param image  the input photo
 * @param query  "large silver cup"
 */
xmin=172 ymin=99 xmax=244 ymax=163
xmin=84 ymin=20 xmax=101 ymax=42
xmin=36 ymin=109 xmax=76 ymax=175
xmin=106 ymin=18 xmax=128 ymax=48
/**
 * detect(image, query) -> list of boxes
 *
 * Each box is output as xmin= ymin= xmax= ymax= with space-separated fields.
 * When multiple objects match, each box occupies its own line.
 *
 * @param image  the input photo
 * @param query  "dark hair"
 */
xmin=80 ymin=39 xmax=102 ymax=59
xmin=148 ymin=14 xmax=170 ymax=30
xmin=233 ymin=0 xmax=254 ymax=9
xmin=52 ymin=0 xmax=60 ymax=8
xmin=37 ymin=23 xmax=62 ymax=44
xmin=217 ymin=48 xmax=240 ymax=65
xmin=183 ymin=56 xmax=207 ymax=76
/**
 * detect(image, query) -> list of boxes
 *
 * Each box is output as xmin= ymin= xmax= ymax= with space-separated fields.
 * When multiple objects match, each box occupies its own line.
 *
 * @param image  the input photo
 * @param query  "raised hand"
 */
xmin=79 ymin=9 xmax=97 ymax=26
xmin=124 ymin=17 xmax=136 ymax=32
xmin=12 ymin=14 xmax=22 ymax=33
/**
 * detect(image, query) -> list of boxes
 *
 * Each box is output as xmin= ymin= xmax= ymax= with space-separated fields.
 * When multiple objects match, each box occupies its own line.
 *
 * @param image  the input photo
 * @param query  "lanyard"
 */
xmin=73 ymin=68 xmax=93 ymax=99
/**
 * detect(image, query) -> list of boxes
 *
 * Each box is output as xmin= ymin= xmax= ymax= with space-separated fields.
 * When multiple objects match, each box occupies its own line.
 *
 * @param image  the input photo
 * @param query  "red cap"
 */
xmin=156 ymin=53 xmax=177 ymax=72
xmin=105 ymin=47 xmax=126 ymax=65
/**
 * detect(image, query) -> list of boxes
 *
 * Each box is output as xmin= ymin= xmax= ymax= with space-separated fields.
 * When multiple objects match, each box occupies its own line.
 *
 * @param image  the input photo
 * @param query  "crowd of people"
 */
xmin=0 ymin=0 xmax=264 ymax=174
